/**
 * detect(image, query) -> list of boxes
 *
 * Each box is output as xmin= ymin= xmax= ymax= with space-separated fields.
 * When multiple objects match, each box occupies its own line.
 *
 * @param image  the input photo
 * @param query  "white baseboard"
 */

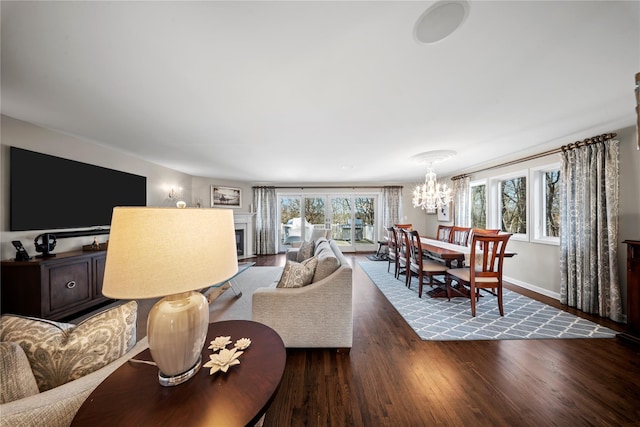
xmin=503 ymin=275 xmax=561 ymax=300
xmin=503 ymin=276 xmax=627 ymax=324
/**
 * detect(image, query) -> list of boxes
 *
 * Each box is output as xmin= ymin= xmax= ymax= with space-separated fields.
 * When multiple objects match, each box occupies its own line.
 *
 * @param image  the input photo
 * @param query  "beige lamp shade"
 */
xmin=102 ymin=207 xmax=238 ymax=299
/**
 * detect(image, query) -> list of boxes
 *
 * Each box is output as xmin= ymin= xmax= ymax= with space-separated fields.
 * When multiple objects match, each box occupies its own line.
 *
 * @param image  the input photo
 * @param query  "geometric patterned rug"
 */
xmin=358 ymin=261 xmax=618 ymax=340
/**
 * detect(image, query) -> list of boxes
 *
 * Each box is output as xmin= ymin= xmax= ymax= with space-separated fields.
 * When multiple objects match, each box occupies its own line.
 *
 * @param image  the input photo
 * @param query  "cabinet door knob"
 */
xmin=66 ymin=280 xmax=77 ymax=289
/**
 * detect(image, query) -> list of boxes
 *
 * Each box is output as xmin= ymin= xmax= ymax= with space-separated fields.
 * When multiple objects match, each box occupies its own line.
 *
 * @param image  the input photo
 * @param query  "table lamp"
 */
xmin=102 ymin=207 xmax=238 ymax=386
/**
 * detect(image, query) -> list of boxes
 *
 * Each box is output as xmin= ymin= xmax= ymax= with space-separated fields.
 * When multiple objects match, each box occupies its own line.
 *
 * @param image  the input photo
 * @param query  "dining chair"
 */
xmin=396 ymin=228 xmax=410 ymax=282
xmin=385 ymin=226 xmax=399 ymax=277
xmin=394 ymin=223 xmax=412 ymax=230
xmin=468 ymin=228 xmax=500 ymax=249
xmin=435 ymin=225 xmax=453 ymax=242
xmin=449 ymin=226 xmax=471 ymax=246
xmin=408 ymin=230 xmax=448 ymax=298
xmin=446 ymin=233 xmax=512 ymax=317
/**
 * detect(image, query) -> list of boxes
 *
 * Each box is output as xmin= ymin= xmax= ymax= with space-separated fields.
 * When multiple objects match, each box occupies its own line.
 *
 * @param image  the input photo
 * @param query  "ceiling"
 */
xmin=1 ymin=1 xmax=638 ymax=184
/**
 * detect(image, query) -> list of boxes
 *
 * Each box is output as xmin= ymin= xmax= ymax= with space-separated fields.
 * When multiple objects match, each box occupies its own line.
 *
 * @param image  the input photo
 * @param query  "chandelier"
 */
xmin=410 ymin=150 xmax=456 ymax=212
xmin=412 ymin=167 xmax=452 ymax=211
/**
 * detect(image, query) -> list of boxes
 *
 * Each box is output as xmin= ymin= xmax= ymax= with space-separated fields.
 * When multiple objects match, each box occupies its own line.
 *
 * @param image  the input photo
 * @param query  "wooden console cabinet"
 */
xmin=620 ymin=240 xmax=640 ymax=344
xmin=1 ymin=250 xmax=111 ymax=321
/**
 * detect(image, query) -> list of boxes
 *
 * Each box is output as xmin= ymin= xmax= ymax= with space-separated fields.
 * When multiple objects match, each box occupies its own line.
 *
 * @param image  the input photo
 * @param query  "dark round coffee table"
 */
xmin=71 ymin=320 xmax=286 ymax=427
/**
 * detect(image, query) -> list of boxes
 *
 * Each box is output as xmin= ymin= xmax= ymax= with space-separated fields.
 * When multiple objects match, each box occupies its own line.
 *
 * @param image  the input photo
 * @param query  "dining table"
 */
xmin=418 ymin=236 xmax=516 ymax=299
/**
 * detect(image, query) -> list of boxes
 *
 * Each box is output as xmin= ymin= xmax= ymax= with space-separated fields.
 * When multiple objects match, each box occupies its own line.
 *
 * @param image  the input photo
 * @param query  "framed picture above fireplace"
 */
xmin=211 ymin=186 xmax=242 ymax=208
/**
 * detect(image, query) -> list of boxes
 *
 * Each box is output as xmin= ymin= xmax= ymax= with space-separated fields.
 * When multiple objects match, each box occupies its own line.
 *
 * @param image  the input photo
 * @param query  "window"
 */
xmin=531 ymin=163 xmax=561 ymax=245
xmin=481 ymin=169 xmax=528 ymax=241
xmin=499 ymin=175 xmax=527 ymax=235
xmin=472 ymin=163 xmax=559 ymax=244
xmin=470 ymin=181 xmax=487 ymax=228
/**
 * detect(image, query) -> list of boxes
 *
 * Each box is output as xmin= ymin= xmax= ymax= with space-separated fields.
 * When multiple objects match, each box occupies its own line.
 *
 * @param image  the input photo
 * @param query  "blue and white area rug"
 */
xmin=358 ymin=261 xmax=617 ymax=340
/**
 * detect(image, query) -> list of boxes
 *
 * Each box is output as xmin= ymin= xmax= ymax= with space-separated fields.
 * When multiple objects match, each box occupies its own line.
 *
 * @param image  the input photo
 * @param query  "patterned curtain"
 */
xmin=559 ymin=139 xmax=622 ymax=321
xmin=253 ymin=186 xmax=277 ymax=255
xmin=382 ymin=186 xmax=403 ymax=228
xmin=452 ymin=176 xmax=470 ymax=227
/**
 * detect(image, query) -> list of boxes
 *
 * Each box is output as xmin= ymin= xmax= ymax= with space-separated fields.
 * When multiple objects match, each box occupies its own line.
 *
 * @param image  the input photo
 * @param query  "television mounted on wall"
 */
xmin=10 ymin=147 xmax=147 ymax=231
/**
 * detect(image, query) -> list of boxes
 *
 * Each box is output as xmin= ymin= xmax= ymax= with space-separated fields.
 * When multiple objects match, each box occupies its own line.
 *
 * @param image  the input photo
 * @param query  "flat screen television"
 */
xmin=10 ymin=147 xmax=147 ymax=231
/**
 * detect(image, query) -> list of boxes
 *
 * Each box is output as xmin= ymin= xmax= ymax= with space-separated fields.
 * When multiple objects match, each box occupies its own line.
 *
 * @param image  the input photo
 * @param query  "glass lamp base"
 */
xmin=158 ymin=354 xmax=202 ymax=387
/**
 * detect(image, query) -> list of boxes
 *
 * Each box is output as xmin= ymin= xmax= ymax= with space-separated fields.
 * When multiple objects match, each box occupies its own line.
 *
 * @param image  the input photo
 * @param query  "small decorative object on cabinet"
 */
xmin=1 ymin=250 xmax=111 ymax=321
xmin=620 ymin=240 xmax=640 ymax=344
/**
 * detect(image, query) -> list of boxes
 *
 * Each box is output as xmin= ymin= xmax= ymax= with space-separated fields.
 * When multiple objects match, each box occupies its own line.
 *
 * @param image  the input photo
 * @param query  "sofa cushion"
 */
xmin=312 ymin=240 xmax=340 ymax=282
xmin=0 ymin=301 xmax=137 ymax=392
xmin=277 ymin=257 xmax=318 ymax=288
xmin=0 ymin=341 xmax=40 ymax=403
xmin=296 ymin=240 xmax=315 ymax=262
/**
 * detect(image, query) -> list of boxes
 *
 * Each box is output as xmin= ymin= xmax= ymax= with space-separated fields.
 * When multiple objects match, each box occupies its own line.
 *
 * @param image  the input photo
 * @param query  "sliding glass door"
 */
xmin=278 ymin=192 xmax=378 ymax=253
xmin=331 ymin=197 xmax=352 ymax=247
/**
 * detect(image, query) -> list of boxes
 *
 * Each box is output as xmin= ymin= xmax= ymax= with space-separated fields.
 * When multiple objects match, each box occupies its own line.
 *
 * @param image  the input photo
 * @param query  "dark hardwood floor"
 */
xmin=253 ymin=253 xmax=640 ymax=427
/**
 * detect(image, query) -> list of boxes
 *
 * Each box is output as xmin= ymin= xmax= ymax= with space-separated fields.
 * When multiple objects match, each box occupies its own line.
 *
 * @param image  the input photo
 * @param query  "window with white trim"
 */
xmin=483 ymin=169 xmax=529 ymax=241
xmin=499 ymin=175 xmax=527 ymax=234
xmin=531 ymin=163 xmax=561 ymax=245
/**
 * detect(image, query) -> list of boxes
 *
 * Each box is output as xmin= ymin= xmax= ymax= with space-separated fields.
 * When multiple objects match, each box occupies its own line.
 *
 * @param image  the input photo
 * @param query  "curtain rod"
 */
xmin=451 ymin=132 xmax=617 ymax=180
xmin=253 ymin=185 xmax=402 ymax=190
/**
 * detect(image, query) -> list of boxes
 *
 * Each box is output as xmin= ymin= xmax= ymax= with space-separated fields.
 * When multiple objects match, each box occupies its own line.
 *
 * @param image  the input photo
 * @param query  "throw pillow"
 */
xmin=276 ymin=257 xmax=318 ymax=288
xmin=0 ymin=342 xmax=40 ymax=403
xmin=296 ymin=240 xmax=315 ymax=262
xmin=0 ymin=301 xmax=137 ymax=392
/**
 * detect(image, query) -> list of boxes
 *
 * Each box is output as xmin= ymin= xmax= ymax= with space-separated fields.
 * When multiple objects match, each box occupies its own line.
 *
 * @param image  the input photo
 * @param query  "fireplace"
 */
xmin=233 ymin=213 xmax=255 ymax=259
xmin=235 ymin=228 xmax=245 ymax=257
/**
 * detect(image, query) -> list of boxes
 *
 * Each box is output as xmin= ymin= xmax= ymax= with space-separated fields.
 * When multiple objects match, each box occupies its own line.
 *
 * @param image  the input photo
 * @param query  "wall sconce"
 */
xmin=168 ymin=186 xmax=186 ymax=207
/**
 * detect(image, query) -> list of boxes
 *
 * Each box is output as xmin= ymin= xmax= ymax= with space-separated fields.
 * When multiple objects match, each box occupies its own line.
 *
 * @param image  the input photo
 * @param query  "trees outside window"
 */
xmin=544 ymin=170 xmax=560 ymax=237
xmin=280 ymin=197 xmax=300 ymax=225
xmin=304 ymin=197 xmax=326 ymax=226
xmin=500 ymin=176 xmax=527 ymax=234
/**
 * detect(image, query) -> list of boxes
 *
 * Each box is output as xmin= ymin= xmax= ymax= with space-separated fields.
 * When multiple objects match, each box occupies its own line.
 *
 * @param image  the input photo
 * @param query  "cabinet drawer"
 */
xmin=47 ymin=261 xmax=92 ymax=313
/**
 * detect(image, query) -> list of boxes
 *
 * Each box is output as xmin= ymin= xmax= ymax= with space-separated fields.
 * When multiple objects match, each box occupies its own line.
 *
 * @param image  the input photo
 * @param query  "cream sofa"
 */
xmin=252 ymin=239 xmax=353 ymax=350
xmin=0 ymin=302 xmax=148 ymax=427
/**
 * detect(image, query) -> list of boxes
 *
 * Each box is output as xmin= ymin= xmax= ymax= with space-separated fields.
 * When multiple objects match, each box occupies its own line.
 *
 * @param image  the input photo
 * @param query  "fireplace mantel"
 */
xmin=234 ymin=213 xmax=255 ymax=259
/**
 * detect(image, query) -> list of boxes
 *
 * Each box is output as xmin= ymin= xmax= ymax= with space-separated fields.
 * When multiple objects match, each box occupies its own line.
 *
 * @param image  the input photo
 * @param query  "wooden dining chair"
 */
xmin=396 ymin=228 xmax=410 ymax=282
xmin=449 ymin=226 xmax=471 ymax=246
xmin=446 ymin=233 xmax=512 ymax=317
xmin=385 ymin=226 xmax=400 ymax=277
xmin=394 ymin=223 xmax=412 ymax=230
xmin=468 ymin=228 xmax=500 ymax=249
xmin=408 ymin=230 xmax=448 ymax=298
xmin=436 ymin=225 xmax=453 ymax=242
